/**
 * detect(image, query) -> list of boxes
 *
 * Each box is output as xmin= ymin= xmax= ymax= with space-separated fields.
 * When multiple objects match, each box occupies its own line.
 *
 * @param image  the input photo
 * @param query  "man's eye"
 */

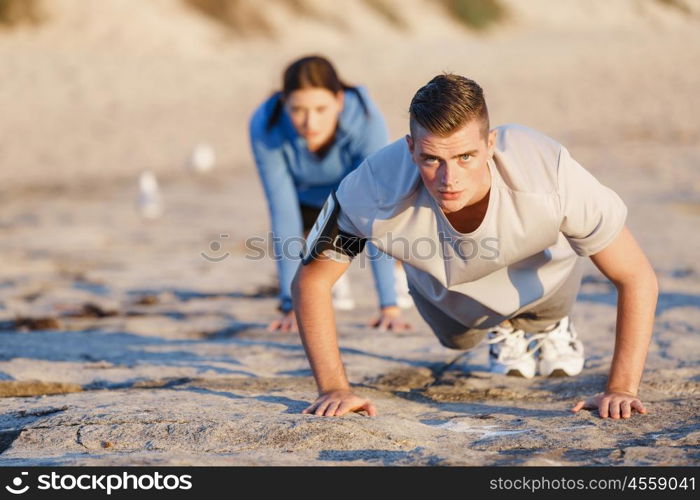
xmin=460 ymin=154 xmax=472 ymax=161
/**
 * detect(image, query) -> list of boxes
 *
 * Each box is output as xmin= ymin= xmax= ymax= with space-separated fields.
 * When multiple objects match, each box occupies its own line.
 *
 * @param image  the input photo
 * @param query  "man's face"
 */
xmin=407 ymin=120 xmax=496 ymax=214
xmin=285 ymin=88 xmax=344 ymax=152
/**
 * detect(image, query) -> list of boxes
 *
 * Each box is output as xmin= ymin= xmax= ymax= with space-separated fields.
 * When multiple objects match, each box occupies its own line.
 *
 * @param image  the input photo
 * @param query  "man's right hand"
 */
xmin=302 ymin=389 xmax=376 ymax=417
xmin=267 ymin=310 xmax=297 ymax=333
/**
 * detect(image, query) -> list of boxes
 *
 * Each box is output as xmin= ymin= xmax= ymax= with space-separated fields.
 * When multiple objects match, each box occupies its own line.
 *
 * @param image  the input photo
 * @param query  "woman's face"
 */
xmin=285 ymin=88 xmax=344 ymax=152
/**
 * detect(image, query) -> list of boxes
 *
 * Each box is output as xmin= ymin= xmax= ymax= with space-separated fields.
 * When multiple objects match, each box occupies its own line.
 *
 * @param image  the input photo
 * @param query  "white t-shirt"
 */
xmin=334 ymin=124 xmax=627 ymax=323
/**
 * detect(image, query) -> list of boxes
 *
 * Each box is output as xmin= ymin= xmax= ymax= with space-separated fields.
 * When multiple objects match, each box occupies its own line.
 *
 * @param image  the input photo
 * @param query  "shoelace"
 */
xmin=538 ymin=322 xmax=580 ymax=356
xmin=487 ymin=321 xmax=576 ymax=362
xmin=486 ymin=328 xmax=538 ymax=362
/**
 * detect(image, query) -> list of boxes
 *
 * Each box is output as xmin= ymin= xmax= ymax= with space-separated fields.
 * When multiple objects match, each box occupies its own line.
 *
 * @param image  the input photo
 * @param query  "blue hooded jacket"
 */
xmin=249 ymin=86 xmax=396 ymax=312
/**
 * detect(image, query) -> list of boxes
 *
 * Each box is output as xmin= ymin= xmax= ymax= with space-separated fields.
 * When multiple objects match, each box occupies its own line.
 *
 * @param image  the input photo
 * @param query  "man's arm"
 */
xmin=572 ymin=225 xmax=658 ymax=419
xmin=292 ymin=256 xmax=376 ymax=417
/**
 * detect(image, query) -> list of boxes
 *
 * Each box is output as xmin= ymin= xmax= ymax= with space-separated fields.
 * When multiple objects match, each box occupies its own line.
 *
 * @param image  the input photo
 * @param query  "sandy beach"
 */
xmin=0 ymin=0 xmax=698 ymax=465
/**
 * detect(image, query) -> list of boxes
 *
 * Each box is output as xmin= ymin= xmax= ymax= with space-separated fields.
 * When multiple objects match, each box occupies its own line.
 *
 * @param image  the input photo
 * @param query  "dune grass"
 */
xmin=362 ymin=0 xmax=409 ymax=30
xmin=183 ymin=0 xmax=507 ymax=36
xmin=439 ymin=0 xmax=506 ymax=30
xmin=182 ymin=0 xmax=274 ymax=36
xmin=0 ymin=0 xmax=43 ymax=27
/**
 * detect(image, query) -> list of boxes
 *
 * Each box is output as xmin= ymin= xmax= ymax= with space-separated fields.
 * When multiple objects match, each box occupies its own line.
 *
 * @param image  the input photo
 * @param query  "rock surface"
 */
xmin=0 ymin=0 xmax=698 ymax=466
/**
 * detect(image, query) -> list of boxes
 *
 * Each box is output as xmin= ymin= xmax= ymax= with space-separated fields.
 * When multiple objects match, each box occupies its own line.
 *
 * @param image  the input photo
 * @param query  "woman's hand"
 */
xmin=267 ymin=310 xmax=297 ymax=333
xmin=572 ymin=391 xmax=647 ymax=419
xmin=367 ymin=305 xmax=412 ymax=332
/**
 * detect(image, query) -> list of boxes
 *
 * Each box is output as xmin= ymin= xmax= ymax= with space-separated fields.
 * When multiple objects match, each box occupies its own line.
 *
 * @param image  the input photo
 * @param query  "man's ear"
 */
xmin=405 ymin=134 xmax=414 ymax=153
xmin=487 ymin=129 xmax=497 ymax=157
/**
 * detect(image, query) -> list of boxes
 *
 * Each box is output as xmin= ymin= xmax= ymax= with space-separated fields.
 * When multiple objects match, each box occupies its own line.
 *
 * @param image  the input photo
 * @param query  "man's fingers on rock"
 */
xmin=335 ymin=401 xmax=352 ymax=416
xmin=302 ymin=402 xmax=318 ymax=414
xmin=326 ymin=401 xmax=341 ymax=417
xmin=631 ymin=400 xmax=647 ymax=414
xmin=571 ymin=401 xmax=585 ymax=412
xmin=621 ymin=400 xmax=632 ymax=419
xmin=364 ymin=401 xmax=377 ymax=417
xmin=610 ymin=398 xmax=625 ymax=420
xmin=609 ymin=400 xmax=621 ymax=419
xmin=314 ymin=400 xmax=331 ymax=416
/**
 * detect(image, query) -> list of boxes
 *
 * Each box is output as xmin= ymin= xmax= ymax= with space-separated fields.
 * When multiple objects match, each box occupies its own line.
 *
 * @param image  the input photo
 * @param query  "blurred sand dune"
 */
xmin=0 ymin=0 xmax=699 ymax=194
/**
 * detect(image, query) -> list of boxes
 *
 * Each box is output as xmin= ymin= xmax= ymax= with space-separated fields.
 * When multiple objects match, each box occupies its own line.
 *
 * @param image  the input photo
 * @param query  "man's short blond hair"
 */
xmin=409 ymin=74 xmax=490 ymax=139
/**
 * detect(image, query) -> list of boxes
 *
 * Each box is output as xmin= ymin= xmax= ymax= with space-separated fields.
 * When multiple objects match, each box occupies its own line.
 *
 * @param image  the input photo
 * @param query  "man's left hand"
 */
xmin=572 ymin=391 xmax=647 ymax=419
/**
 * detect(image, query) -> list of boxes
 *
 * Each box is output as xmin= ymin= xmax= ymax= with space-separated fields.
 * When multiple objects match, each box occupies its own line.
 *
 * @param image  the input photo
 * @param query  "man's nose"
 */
xmin=440 ymin=162 xmax=458 ymax=187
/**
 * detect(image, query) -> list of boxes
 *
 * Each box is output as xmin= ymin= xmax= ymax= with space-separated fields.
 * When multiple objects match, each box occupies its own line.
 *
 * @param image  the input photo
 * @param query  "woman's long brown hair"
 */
xmin=266 ymin=55 xmax=368 ymax=130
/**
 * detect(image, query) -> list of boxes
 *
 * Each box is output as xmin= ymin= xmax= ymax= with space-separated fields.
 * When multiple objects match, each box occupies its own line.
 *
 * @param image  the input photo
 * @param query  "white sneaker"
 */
xmin=332 ymin=273 xmax=355 ymax=311
xmin=487 ymin=321 xmax=537 ymax=379
xmin=533 ymin=316 xmax=584 ymax=377
xmin=394 ymin=264 xmax=414 ymax=309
